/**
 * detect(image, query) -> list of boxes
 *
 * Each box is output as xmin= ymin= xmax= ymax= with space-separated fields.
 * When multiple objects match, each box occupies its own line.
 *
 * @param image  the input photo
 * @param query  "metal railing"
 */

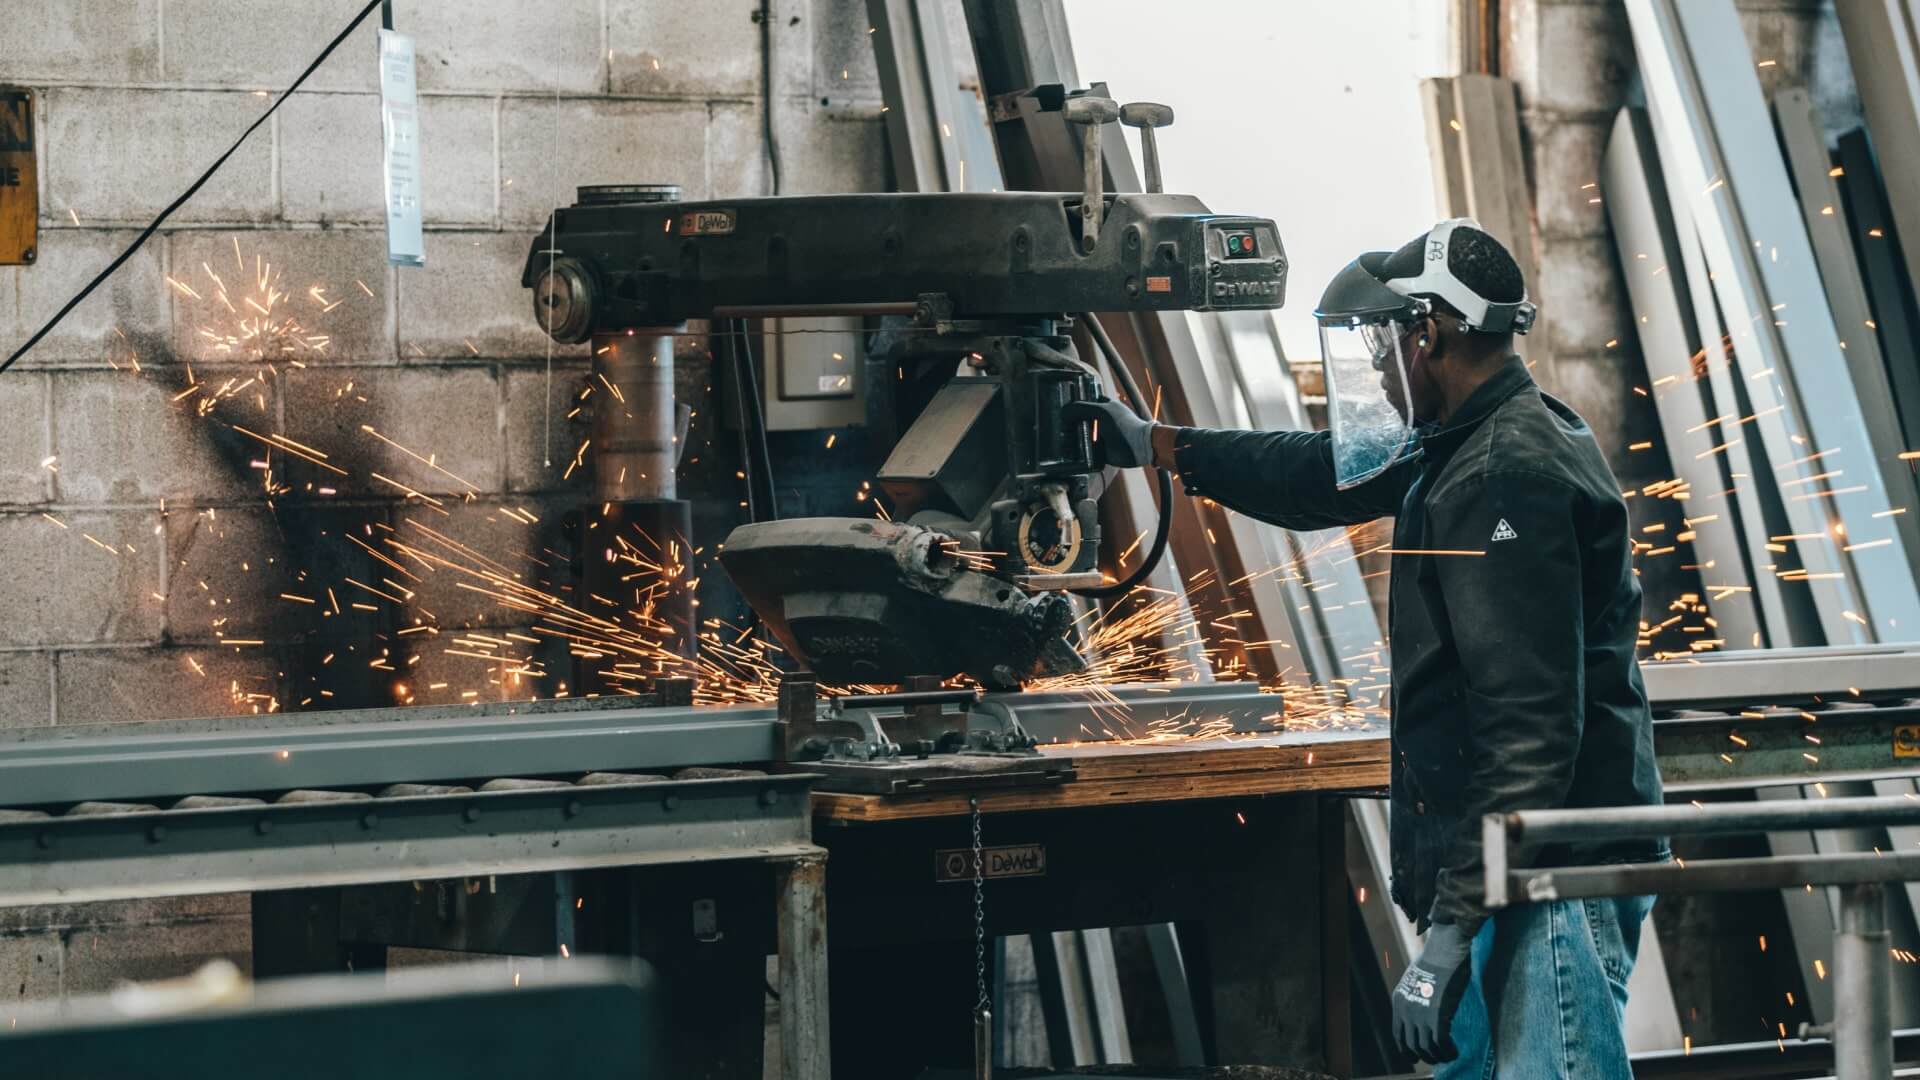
xmin=1483 ymin=795 xmax=1920 ymax=1080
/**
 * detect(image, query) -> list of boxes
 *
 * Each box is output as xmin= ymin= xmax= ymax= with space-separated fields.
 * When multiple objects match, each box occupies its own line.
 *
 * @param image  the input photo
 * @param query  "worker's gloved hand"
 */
xmin=1390 ymin=921 xmax=1474 ymax=1064
xmin=1063 ymin=397 xmax=1156 ymax=469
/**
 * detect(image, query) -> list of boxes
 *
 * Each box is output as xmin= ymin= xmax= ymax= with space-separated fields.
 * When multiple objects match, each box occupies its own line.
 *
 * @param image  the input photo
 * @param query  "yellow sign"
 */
xmin=1894 ymin=724 xmax=1920 ymax=759
xmin=0 ymin=87 xmax=36 ymax=266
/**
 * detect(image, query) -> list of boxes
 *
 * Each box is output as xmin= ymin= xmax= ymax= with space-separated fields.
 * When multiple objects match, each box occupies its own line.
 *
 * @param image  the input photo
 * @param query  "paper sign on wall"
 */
xmin=379 ymin=29 xmax=424 ymax=268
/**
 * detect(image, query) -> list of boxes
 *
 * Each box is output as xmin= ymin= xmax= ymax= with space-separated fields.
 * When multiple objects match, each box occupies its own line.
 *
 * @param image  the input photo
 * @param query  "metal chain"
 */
xmin=971 ymin=795 xmax=988 ymax=1012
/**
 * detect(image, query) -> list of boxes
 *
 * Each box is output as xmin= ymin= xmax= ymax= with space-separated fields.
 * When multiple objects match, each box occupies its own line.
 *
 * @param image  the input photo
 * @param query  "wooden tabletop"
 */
xmin=811 ymin=728 xmax=1389 ymax=822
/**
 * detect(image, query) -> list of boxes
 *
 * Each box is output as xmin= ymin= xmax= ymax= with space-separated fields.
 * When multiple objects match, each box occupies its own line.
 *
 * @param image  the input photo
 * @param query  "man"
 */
xmin=1067 ymin=220 xmax=1667 ymax=1076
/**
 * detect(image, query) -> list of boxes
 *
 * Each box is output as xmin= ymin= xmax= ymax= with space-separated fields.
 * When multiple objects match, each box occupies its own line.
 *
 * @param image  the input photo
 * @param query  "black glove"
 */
xmin=1062 ymin=397 xmax=1157 ymax=469
xmin=1390 ymin=921 xmax=1474 ymax=1064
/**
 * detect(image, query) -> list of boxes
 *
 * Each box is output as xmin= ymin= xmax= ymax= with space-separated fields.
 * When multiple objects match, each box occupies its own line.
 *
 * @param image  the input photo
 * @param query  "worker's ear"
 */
xmin=1410 ymin=316 xmax=1438 ymax=363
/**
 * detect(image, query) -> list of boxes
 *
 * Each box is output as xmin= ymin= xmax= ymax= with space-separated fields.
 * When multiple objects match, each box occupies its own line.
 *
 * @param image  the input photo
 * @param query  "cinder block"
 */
xmin=42 ymin=89 xmax=275 ymax=226
xmin=161 ymin=0 xmax=379 ymax=91
xmin=279 ymin=93 xmax=496 ymax=227
xmin=1739 ymin=7 xmax=1824 ymax=100
xmin=393 ymin=495 xmax=569 ymax=630
xmin=705 ymin=103 xmax=771 ymax=199
xmin=777 ymin=110 xmax=886 ymax=195
xmin=55 ymin=646 xmax=282 ymax=724
xmin=165 ymin=506 xmax=308 ymax=644
xmin=811 ymin=0 xmax=882 ymax=106
xmin=706 ymin=102 xmax=882 ymax=199
xmin=61 ymin=916 xmax=251 ymax=996
xmin=0 ymin=651 xmax=53 ymax=729
xmin=168 ymin=230 xmax=395 ymax=365
xmin=50 ymin=371 xmax=259 ymax=504
xmin=1508 ymin=2 xmax=1635 ymax=117
xmin=399 ymin=232 xmax=575 ymax=359
xmin=1530 ymin=117 xmax=1610 ymax=240
xmin=419 ymin=95 xmax=500 ymax=227
xmin=497 ymin=98 xmax=710 ymax=228
xmin=392 ymin=0 xmax=606 ymax=94
xmin=609 ymin=0 xmax=762 ymax=98
xmin=1538 ymin=235 xmax=1633 ymax=355
xmin=1553 ymin=348 xmax=1665 ymax=477
xmin=11 ymin=229 xmax=167 ymax=368
xmin=505 ymin=364 xmax=593 ymax=493
xmin=0 ymin=510 xmax=164 ymax=648
xmin=0 ymin=1 xmax=160 ymax=83
xmin=0 ymin=374 xmax=51 ymax=506
xmin=278 ymin=93 xmax=385 ymax=225
xmin=0 ymin=931 xmax=61 ymax=1002
xmin=280 ymin=364 xmax=504 ymax=497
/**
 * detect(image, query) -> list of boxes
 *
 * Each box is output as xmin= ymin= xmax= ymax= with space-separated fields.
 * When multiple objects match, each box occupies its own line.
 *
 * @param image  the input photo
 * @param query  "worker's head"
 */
xmin=1374 ymin=221 xmax=1531 ymax=422
xmin=1312 ymin=220 xmax=1535 ymax=487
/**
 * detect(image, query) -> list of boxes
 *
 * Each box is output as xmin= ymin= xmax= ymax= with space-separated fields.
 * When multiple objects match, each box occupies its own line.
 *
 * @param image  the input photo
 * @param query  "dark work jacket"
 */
xmin=1172 ymin=358 xmax=1666 ymax=933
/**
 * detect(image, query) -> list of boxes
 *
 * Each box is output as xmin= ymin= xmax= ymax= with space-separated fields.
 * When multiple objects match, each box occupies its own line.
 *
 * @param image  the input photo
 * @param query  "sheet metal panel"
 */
xmin=1602 ymin=106 xmax=1766 ymax=649
xmin=1773 ymin=89 xmax=1920 ymax=579
xmin=1629 ymin=0 xmax=1913 ymax=642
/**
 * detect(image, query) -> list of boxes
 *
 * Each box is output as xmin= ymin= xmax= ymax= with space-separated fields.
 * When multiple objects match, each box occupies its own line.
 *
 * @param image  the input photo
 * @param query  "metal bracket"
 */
xmin=777 ymin=676 xmax=1040 ymax=764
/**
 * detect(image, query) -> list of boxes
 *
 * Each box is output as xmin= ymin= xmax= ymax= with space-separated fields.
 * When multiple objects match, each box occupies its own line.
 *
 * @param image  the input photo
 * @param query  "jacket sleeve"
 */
xmin=1425 ymin=471 xmax=1586 ymax=935
xmin=1170 ymin=427 xmax=1411 ymax=532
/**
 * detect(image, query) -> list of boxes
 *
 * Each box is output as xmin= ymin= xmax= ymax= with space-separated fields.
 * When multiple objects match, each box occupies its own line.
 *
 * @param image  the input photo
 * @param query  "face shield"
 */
xmin=1318 ymin=316 xmax=1420 ymax=489
xmin=1313 ymin=254 xmax=1428 ymax=489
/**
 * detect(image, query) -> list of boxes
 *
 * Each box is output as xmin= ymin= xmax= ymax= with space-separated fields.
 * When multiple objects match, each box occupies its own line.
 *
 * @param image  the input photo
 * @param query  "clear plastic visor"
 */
xmin=1318 ymin=319 xmax=1420 ymax=489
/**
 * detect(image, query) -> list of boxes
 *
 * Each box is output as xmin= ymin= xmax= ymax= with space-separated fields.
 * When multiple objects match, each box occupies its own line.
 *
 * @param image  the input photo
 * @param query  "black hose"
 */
xmin=1072 ymin=314 xmax=1174 ymax=600
xmin=729 ymin=323 xmax=761 ymax=523
xmin=733 ymin=320 xmax=779 ymax=519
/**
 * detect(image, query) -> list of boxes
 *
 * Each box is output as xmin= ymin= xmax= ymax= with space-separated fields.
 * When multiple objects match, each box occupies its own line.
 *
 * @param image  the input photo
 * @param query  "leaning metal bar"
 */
xmin=0 ymin=774 xmax=819 ymax=908
xmin=0 ymin=698 xmax=782 ymax=806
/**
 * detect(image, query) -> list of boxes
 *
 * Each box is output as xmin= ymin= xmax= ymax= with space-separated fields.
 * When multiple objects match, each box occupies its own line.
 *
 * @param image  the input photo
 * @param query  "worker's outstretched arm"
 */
xmin=1063 ymin=397 xmax=1409 ymax=531
xmin=1163 ymin=425 xmax=1409 ymax=531
xmin=1425 ymin=471 xmax=1586 ymax=936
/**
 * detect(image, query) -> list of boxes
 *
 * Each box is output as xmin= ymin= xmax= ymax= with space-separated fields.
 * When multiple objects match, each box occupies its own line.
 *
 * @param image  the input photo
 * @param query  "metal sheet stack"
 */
xmin=1608 ymin=0 xmax=1920 ymax=651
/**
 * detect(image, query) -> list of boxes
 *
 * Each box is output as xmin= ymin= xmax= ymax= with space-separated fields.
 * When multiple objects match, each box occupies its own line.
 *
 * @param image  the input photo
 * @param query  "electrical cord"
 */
xmin=733 ymin=319 xmax=779 ymax=519
xmin=2 ymin=0 xmax=386 ymax=374
xmin=1072 ymin=313 xmax=1174 ymax=600
xmin=758 ymin=0 xmax=783 ymax=196
xmin=729 ymin=323 xmax=762 ymax=524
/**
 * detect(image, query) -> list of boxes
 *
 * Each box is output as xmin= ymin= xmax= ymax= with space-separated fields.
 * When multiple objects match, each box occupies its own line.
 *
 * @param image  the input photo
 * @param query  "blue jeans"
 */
xmin=1435 ymin=893 xmax=1656 ymax=1079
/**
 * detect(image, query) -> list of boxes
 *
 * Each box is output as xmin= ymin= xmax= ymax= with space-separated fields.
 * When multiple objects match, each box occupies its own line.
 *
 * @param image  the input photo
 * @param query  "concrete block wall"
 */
xmin=1506 ymin=0 xmax=1846 ymax=645
xmin=0 ymin=0 xmax=882 ymax=1003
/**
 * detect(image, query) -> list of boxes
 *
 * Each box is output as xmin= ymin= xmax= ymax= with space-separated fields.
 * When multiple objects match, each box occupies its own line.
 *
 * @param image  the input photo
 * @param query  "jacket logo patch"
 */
xmin=1490 ymin=518 xmax=1517 ymax=542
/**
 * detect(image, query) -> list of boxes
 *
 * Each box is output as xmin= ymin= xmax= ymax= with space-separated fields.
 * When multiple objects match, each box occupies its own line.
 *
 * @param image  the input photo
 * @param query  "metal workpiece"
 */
xmin=974 ymin=679 xmax=1284 ymax=743
xmin=0 ymin=695 xmax=781 ymax=807
xmin=0 ymin=772 xmax=818 ymax=908
xmin=1642 ymin=644 xmax=1920 ymax=710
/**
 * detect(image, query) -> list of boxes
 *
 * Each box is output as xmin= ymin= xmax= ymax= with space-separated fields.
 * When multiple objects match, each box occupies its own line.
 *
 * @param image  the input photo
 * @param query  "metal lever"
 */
xmin=1120 ymin=102 xmax=1175 ymax=194
xmin=1062 ymin=95 xmax=1120 ymax=250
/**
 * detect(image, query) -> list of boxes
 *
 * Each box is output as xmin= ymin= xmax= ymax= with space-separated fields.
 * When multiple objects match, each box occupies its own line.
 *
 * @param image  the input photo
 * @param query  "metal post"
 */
xmin=591 ymin=330 xmax=679 ymax=502
xmin=1835 ymin=882 xmax=1892 ymax=1080
xmin=775 ymin=854 xmax=831 ymax=1080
